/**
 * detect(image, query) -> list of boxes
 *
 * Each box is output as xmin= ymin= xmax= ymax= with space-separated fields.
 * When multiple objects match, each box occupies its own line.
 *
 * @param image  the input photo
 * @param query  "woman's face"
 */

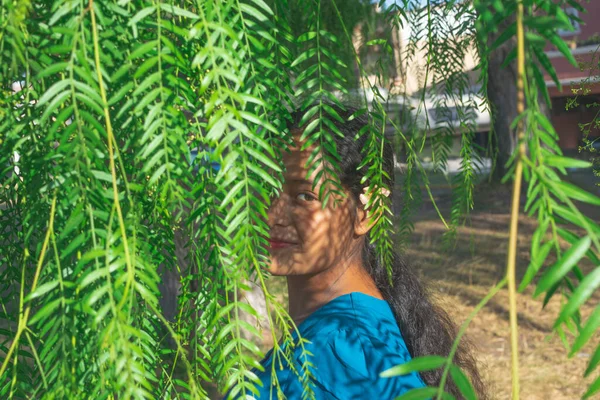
xmin=266 ymin=130 xmax=361 ymax=276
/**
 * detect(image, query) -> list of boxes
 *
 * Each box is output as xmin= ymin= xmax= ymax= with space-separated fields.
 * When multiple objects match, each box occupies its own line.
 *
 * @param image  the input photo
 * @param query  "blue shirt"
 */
xmin=232 ymin=292 xmax=425 ymax=399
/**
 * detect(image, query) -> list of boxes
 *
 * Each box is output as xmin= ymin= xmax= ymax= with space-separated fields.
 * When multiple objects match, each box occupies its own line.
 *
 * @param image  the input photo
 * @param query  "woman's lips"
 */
xmin=267 ymin=239 xmax=297 ymax=249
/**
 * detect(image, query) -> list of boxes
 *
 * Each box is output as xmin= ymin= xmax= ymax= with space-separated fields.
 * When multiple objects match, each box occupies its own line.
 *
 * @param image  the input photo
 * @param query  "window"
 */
xmin=429 ymin=106 xmax=460 ymax=123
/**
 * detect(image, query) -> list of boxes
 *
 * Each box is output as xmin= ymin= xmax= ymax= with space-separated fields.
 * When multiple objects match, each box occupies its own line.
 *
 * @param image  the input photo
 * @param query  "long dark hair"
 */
xmin=289 ymin=106 xmax=487 ymax=399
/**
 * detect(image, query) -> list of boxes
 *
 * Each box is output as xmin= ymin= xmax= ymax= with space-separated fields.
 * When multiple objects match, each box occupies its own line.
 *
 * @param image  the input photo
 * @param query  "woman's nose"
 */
xmin=267 ymin=194 xmax=291 ymax=227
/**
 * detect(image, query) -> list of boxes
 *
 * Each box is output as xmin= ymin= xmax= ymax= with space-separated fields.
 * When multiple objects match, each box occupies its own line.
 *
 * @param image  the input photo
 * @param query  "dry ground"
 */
xmin=264 ymin=182 xmax=600 ymax=399
xmin=407 ymin=183 xmax=599 ymax=400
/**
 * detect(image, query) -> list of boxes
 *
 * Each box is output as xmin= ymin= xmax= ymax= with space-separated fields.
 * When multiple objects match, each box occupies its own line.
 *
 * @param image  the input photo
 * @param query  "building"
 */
xmin=354 ymin=4 xmax=491 ymax=165
xmin=545 ymin=1 xmax=600 ymax=154
xmin=355 ymin=1 xmax=599 ymax=160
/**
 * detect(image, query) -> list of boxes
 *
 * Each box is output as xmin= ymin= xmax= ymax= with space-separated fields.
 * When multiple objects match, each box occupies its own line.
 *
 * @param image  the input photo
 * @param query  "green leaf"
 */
xmin=73 ymin=81 xmax=102 ymax=105
xmin=490 ymin=22 xmax=516 ymax=52
xmin=393 ymin=387 xmax=451 ymax=400
xmin=525 ymin=32 xmax=546 ymax=48
xmin=450 ymin=365 xmax=477 ymax=400
xmin=133 ymin=55 xmax=159 ymax=79
xmin=37 ymin=80 xmax=70 ymax=106
xmin=565 ymin=0 xmax=585 ymax=12
xmin=87 ymin=285 xmax=109 ymax=307
xmin=239 ymin=3 xmax=269 ymax=22
xmin=149 ymin=163 xmax=169 ymax=185
xmin=111 ymin=63 xmax=131 ymax=82
xmin=291 ymin=48 xmax=317 ymax=68
xmin=248 ymin=162 xmax=279 ymax=187
xmin=500 ymin=47 xmax=517 ymax=69
xmin=24 ymin=281 xmax=59 ymax=302
xmin=91 ymin=169 xmax=114 ymax=183
xmin=531 ymin=61 xmax=551 ymax=107
xmin=585 ymin=344 xmax=600 ymax=377
xmin=524 ymin=16 xmax=571 ymax=32
xmin=542 ymin=280 xmax=562 ymax=308
xmin=60 ymin=232 xmax=87 ymax=259
xmin=159 ymin=3 xmax=199 ymax=19
xmin=380 ymin=355 xmax=446 ymax=377
xmin=570 ymin=305 xmax=600 ymax=356
xmin=49 ymin=1 xmax=77 ymax=25
xmin=29 ymin=298 xmax=62 ymax=325
xmin=108 ymin=81 xmax=134 ymax=105
xmin=532 ymin=45 xmax=560 ymax=90
xmin=583 ymin=374 xmax=600 ymax=399
xmin=544 ymin=32 xmax=578 ymax=68
xmin=519 ymin=241 xmax=553 ymax=292
xmin=133 ymin=71 xmax=161 ymax=96
xmin=37 ymin=62 xmax=69 ymax=79
xmin=555 ymin=267 xmax=600 ymax=326
xmin=141 ymin=132 xmax=164 ymax=159
xmin=128 ymin=7 xmax=155 ymax=26
xmin=75 ymin=93 xmax=104 ymax=116
xmin=534 ymin=112 xmax=557 ymax=138
xmin=554 ymin=205 xmax=600 ymax=235
xmin=245 ymin=146 xmax=281 ymax=173
xmin=544 ymin=156 xmax=592 ymax=169
xmin=249 ymin=0 xmax=273 ymax=15
xmin=79 ymin=268 xmax=107 ymax=289
xmin=297 ymin=31 xmax=317 ymax=42
xmin=537 ymin=130 xmax=562 ymax=153
xmin=59 ymin=204 xmax=85 ymax=240
xmin=557 ymin=229 xmax=600 ymax=265
xmin=554 ymin=181 xmax=600 ymax=206
xmin=130 ymin=41 xmax=157 ymax=60
xmin=535 ymin=236 xmax=591 ymax=296
xmin=134 ymin=87 xmax=162 ymax=112
xmin=300 ymin=118 xmax=320 ymax=140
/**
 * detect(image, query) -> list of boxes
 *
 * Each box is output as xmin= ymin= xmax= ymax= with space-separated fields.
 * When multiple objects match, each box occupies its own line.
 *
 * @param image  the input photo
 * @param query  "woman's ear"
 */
xmin=353 ymin=204 xmax=372 ymax=237
xmin=353 ymin=186 xmax=390 ymax=236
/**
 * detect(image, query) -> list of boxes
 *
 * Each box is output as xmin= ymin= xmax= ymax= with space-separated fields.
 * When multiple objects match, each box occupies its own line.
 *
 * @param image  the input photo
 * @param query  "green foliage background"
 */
xmin=0 ymin=0 xmax=599 ymax=399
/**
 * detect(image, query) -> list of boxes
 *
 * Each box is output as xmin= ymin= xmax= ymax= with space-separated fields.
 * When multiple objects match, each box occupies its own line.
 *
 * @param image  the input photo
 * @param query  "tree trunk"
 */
xmin=487 ymin=15 xmax=552 ymax=182
xmin=486 ymin=17 xmax=518 ymax=181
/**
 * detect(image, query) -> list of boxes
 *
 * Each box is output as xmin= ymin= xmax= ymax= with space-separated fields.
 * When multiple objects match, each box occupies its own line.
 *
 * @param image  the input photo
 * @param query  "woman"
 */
xmin=234 ymin=106 xmax=485 ymax=399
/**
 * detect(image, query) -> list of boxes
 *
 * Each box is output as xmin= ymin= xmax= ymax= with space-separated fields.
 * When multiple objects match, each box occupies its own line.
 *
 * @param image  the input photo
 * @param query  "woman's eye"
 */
xmin=296 ymin=192 xmax=317 ymax=202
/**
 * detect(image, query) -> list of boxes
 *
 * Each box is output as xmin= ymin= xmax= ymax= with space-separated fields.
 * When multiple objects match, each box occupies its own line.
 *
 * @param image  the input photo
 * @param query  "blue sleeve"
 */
xmin=307 ymin=329 xmax=426 ymax=399
xmin=245 ymin=329 xmax=425 ymax=399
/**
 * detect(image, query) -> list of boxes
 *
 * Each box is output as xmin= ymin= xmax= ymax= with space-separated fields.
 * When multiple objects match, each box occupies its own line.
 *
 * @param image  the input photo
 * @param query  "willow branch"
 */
xmin=436 ymin=278 xmax=507 ymax=399
xmin=507 ymin=1 xmax=526 ymax=398
xmin=0 ymin=195 xmax=57 ymax=379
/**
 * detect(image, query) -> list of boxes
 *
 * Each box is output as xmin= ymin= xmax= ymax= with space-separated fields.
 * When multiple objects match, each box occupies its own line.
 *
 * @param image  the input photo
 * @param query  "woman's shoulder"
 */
xmin=297 ymin=292 xmax=403 ymax=340
xmin=301 ymin=320 xmax=415 ymax=377
xmin=291 ymin=326 xmax=425 ymax=399
xmin=287 ymin=293 xmax=426 ymax=398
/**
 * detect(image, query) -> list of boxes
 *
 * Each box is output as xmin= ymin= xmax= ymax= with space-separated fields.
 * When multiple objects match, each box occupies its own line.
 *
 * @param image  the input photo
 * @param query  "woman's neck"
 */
xmin=286 ymin=258 xmax=382 ymax=326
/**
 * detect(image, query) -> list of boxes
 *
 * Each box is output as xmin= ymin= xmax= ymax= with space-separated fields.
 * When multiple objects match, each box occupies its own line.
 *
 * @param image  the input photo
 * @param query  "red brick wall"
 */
xmin=546 ymin=2 xmax=600 ymax=151
xmin=545 ymin=1 xmax=600 ymax=53
xmin=571 ymin=1 xmax=600 ymax=40
xmin=545 ymin=1 xmax=600 ymax=91
xmin=551 ymin=97 xmax=600 ymax=150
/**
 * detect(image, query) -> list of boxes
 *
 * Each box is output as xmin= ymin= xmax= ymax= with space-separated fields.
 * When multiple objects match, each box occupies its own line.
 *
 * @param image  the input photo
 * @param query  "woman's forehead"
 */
xmin=282 ymin=146 xmax=313 ymax=179
xmin=282 ymin=130 xmax=319 ymax=181
xmin=287 ymin=128 xmax=308 ymax=150
xmin=280 ymin=132 xmax=349 ymax=202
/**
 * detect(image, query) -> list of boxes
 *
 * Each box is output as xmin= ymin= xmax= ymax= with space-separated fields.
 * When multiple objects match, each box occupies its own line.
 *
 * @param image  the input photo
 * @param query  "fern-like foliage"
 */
xmin=2 ymin=0 xmax=600 ymax=399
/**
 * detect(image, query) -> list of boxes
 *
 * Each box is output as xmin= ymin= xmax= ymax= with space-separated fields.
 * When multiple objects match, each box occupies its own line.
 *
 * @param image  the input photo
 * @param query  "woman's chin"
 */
xmin=266 ymin=264 xmax=287 ymax=276
xmin=265 ymin=260 xmax=292 ymax=276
